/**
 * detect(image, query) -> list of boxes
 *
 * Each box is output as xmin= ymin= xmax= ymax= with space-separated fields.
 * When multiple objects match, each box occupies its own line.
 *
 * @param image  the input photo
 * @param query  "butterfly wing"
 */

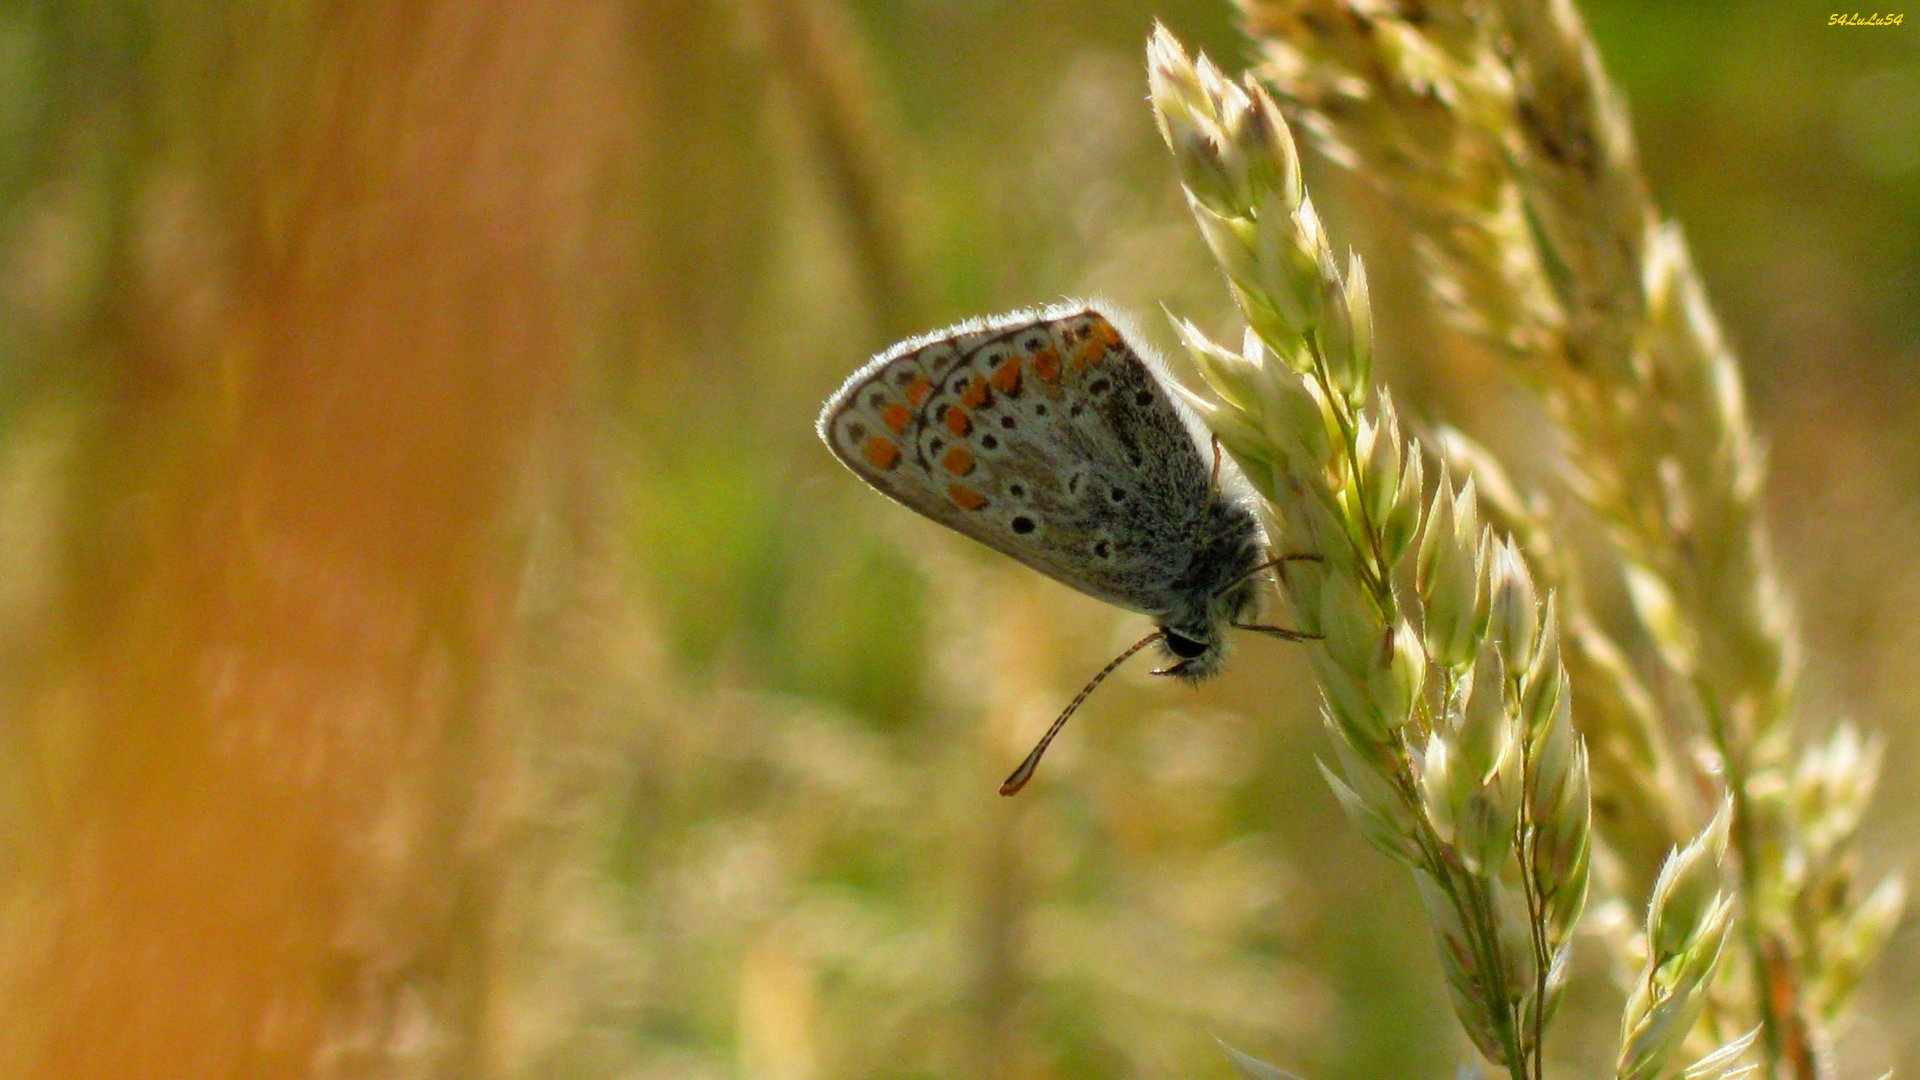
xmin=818 ymin=304 xmax=1215 ymax=617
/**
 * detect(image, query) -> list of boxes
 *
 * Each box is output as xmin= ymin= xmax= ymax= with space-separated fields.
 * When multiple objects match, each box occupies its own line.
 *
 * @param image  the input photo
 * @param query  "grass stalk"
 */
xmin=1149 ymin=29 xmax=1592 ymax=1076
xmin=744 ymin=0 xmax=923 ymax=336
xmin=1229 ymin=2 xmax=1903 ymax=1074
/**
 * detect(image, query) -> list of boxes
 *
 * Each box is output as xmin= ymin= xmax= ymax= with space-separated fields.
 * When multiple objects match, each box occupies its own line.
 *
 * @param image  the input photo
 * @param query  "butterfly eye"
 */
xmin=1163 ymin=631 xmax=1208 ymax=659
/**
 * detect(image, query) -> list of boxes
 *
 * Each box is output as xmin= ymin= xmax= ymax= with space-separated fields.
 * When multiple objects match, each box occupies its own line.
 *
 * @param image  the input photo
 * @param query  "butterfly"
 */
xmin=817 ymin=303 xmax=1315 ymax=793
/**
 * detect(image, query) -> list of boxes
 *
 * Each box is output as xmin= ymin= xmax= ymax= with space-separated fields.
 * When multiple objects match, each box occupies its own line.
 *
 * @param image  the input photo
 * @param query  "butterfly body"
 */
xmin=818 ymin=303 xmax=1268 ymax=681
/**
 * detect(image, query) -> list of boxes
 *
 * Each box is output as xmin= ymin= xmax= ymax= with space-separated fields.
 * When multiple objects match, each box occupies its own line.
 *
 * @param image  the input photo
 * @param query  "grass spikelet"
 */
xmin=1619 ymin=808 xmax=1736 ymax=1080
xmin=1150 ymin=28 xmax=1592 ymax=1078
xmin=1232 ymin=2 xmax=1903 ymax=1075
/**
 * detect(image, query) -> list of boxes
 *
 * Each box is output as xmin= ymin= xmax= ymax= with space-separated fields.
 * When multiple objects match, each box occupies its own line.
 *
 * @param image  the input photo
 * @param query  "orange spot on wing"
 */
xmin=944 ymin=406 xmax=971 ymax=437
xmin=863 ymin=436 xmax=901 ymax=470
xmin=961 ymin=377 xmax=990 ymax=409
xmin=1072 ymin=340 xmax=1105 ymax=370
xmin=1030 ymin=348 xmax=1062 ymax=382
xmin=881 ymin=402 xmax=911 ymax=434
xmin=948 ymin=484 xmax=988 ymax=510
xmin=1092 ymin=317 xmax=1122 ymax=347
xmin=941 ymin=446 xmax=975 ymax=475
xmin=990 ymin=356 xmax=1022 ymax=395
xmin=904 ymin=376 xmax=932 ymax=407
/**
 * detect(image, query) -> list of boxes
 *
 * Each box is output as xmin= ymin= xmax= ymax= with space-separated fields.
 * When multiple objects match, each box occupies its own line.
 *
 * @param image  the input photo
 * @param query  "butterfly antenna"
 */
xmin=1000 ymin=630 xmax=1164 ymax=796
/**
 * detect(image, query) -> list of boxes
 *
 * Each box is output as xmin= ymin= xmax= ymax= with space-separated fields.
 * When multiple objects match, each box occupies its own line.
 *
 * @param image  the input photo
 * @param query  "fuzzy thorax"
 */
xmin=1153 ymin=494 xmax=1265 ymax=681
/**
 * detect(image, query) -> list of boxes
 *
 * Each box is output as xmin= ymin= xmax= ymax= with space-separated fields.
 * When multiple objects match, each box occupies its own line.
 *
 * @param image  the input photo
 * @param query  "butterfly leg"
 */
xmin=1232 ymin=621 xmax=1321 ymax=641
xmin=1213 ymin=551 xmax=1322 ymax=597
xmin=1184 ymin=435 xmax=1230 ymax=556
xmin=1263 ymin=551 xmax=1322 ymax=577
xmin=1230 ymin=552 xmax=1323 ymax=640
xmin=1207 ymin=433 xmax=1224 ymax=502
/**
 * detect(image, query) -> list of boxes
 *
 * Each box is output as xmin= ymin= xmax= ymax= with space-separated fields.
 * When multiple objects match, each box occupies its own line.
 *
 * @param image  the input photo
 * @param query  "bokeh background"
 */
xmin=0 ymin=2 xmax=1913 ymax=1078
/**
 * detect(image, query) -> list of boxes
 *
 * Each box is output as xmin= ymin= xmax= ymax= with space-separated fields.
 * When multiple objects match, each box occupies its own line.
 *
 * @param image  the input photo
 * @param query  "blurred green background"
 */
xmin=0 ymin=2 xmax=1913 ymax=1078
